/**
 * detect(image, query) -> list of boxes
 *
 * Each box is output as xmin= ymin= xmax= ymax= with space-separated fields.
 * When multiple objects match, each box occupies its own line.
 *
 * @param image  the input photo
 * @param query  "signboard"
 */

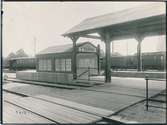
xmin=79 ymin=43 xmax=96 ymax=52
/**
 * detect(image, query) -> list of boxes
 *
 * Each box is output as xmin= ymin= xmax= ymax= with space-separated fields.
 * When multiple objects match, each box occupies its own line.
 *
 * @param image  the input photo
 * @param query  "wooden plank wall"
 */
xmin=16 ymin=71 xmax=73 ymax=84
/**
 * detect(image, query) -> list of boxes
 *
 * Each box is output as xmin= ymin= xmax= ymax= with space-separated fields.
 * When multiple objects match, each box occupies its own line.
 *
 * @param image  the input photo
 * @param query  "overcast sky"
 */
xmin=3 ymin=2 xmax=166 ymax=57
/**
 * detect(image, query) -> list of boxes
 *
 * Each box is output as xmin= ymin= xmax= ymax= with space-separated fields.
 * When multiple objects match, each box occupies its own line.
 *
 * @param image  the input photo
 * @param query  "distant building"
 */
xmin=4 ymin=49 xmax=29 ymax=69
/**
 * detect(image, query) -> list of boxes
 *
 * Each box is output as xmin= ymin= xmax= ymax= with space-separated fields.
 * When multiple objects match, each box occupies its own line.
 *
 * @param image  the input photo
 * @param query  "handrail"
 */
xmin=77 ymin=69 xmax=89 ymax=78
xmin=145 ymin=75 xmax=166 ymax=111
xmin=77 ymin=67 xmax=92 ymax=81
xmin=145 ymin=78 xmax=166 ymax=81
xmin=77 ymin=67 xmax=101 ymax=81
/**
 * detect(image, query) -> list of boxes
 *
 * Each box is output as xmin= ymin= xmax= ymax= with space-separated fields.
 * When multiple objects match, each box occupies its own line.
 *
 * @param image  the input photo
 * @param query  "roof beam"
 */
xmin=80 ymin=34 xmax=102 ymax=40
xmin=110 ymin=23 xmax=165 ymax=41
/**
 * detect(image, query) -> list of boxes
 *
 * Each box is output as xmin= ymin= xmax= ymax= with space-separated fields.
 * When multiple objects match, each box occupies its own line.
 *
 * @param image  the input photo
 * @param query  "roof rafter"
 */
xmin=79 ymin=34 xmax=102 ymax=40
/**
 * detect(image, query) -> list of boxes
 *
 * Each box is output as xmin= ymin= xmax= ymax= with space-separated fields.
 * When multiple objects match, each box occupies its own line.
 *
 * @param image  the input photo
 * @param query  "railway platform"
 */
xmin=3 ymin=75 xmax=166 ymax=123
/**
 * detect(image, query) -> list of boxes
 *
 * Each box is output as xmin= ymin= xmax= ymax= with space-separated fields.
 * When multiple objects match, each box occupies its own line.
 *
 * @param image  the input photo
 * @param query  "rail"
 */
xmin=77 ymin=67 xmax=100 ymax=81
xmin=77 ymin=67 xmax=92 ymax=81
xmin=145 ymin=75 xmax=166 ymax=111
xmin=77 ymin=69 xmax=89 ymax=78
xmin=77 ymin=67 xmax=106 ymax=83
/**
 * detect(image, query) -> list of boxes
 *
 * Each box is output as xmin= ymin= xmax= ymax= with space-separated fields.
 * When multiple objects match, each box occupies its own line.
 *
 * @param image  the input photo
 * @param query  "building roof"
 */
xmin=37 ymin=42 xmax=97 ymax=55
xmin=63 ymin=3 xmax=165 ymax=37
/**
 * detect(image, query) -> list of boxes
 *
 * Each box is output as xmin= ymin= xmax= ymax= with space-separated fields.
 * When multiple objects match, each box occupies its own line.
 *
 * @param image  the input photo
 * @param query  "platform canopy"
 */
xmin=63 ymin=3 xmax=166 ymax=83
xmin=63 ymin=3 xmax=165 ymax=40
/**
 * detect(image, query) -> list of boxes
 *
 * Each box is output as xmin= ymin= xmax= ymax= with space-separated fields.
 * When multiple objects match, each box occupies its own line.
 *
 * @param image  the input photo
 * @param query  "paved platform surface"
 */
xmin=3 ymin=82 xmax=142 ymax=111
xmin=3 ymin=75 xmax=166 ymax=123
xmin=4 ymin=77 xmax=165 ymax=110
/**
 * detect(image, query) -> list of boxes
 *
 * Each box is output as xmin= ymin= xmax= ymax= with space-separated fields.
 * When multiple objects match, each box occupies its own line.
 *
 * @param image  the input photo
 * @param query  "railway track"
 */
xmin=3 ymin=89 xmax=139 ymax=124
xmin=4 ymin=91 xmax=100 ymax=124
xmin=4 ymin=100 xmax=60 ymax=124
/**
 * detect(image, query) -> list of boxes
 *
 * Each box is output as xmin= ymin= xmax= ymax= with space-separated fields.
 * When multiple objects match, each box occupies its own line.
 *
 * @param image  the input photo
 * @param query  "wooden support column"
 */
xmin=105 ymin=37 xmax=111 ymax=82
xmin=136 ymin=35 xmax=144 ymax=71
xmin=137 ymin=41 xmax=142 ymax=71
xmin=97 ymin=44 xmax=100 ymax=75
xmin=99 ymin=31 xmax=111 ymax=83
xmin=70 ymin=36 xmax=79 ymax=80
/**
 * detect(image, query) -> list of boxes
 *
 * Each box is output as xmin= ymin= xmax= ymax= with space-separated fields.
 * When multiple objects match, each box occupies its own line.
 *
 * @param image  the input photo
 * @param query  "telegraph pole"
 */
xmin=126 ymin=41 xmax=128 ymax=56
xmin=126 ymin=41 xmax=128 ymax=70
xmin=112 ymin=41 xmax=114 ymax=53
xmin=34 ymin=37 xmax=36 ymax=56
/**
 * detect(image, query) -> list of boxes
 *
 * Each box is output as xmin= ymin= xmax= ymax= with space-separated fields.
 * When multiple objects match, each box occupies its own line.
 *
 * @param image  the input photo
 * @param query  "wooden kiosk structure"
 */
xmin=36 ymin=42 xmax=101 ymax=76
xmin=16 ymin=42 xmax=102 ymax=84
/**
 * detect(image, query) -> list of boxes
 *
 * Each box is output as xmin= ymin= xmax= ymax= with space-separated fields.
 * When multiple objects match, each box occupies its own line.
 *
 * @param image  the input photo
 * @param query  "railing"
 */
xmin=77 ymin=67 xmax=100 ymax=81
xmin=77 ymin=67 xmax=91 ymax=81
xmin=145 ymin=75 xmax=166 ymax=110
xmin=77 ymin=69 xmax=89 ymax=78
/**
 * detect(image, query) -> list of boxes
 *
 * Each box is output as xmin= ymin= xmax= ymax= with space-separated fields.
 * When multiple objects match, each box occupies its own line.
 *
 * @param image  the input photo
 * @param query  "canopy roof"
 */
xmin=63 ymin=3 xmax=165 ymax=40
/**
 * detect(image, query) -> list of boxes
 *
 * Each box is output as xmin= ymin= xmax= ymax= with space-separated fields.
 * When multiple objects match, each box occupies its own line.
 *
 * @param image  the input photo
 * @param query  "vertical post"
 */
xmin=97 ymin=44 xmax=100 ymax=75
xmin=34 ymin=37 xmax=36 ymax=56
xmin=88 ymin=66 xmax=90 ymax=81
xmin=145 ymin=74 xmax=149 ymax=111
xmin=105 ymin=33 xmax=111 ymax=83
xmin=70 ymin=36 xmax=78 ymax=80
xmin=126 ymin=41 xmax=128 ymax=70
xmin=73 ymin=40 xmax=77 ymax=79
xmin=164 ymin=53 xmax=166 ymax=72
xmin=137 ymin=41 xmax=141 ymax=71
xmin=136 ymin=35 xmax=144 ymax=71
xmin=52 ymin=57 xmax=55 ymax=72
xmin=98 ymin=30 xmax=111 ymax=83
xmin=36 ymin=58 xmax=39 ymax=72
xmin=112 ymin=41 xmax=114 ymax=53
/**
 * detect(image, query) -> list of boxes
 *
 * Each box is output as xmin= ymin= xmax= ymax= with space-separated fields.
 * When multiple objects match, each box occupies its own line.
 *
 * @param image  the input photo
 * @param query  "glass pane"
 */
xmin=66 ymin=59 xmax=71 ymax=71
xmin=38 ymin=59 xmax=52 ymax=71
xmin=55 ymin=59 xmax=60 ymax=71
xmin=47 ymin=59 xmax=51 ymax=71
xmin=61 ymin=59 xmax=66 ymax=71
